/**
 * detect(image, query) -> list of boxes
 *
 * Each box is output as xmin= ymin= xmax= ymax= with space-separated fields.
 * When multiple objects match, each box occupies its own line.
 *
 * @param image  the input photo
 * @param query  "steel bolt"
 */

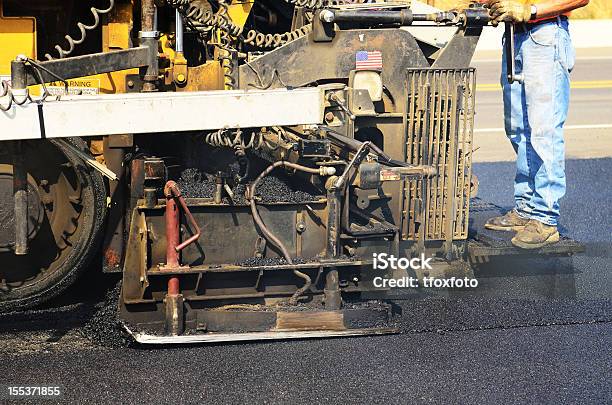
xmin=127 ymin=80 xmax=135 ymax=88
xmin=296 ymin=221 xmax=306 ymax=233
xmin=320 ymin=9 xmax=335 ymax=23
xmin=325 ymin=111 xmax=335 ymax=123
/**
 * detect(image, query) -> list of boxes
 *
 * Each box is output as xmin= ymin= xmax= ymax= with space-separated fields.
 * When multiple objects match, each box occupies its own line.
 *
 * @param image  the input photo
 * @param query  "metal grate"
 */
xmin=401 ymin=68 xmax=476 ymax=241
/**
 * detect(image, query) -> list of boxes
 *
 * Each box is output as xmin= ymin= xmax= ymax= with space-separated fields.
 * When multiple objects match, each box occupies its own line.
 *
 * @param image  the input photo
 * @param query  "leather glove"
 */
xmin=487 ymin=0 xmax=532 ymax=26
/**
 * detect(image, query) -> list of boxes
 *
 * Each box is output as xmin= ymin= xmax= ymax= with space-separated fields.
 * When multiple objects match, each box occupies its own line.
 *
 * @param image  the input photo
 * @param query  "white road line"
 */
xmin=474 ymin=124 xmax=612 ymax=133
xmin=473 ymin=56 xmax=612 ymax=63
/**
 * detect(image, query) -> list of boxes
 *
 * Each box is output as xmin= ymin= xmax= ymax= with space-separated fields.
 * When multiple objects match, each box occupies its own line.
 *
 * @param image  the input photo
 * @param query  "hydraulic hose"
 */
xmin=248 ymin=161 xmax=335 ymax=304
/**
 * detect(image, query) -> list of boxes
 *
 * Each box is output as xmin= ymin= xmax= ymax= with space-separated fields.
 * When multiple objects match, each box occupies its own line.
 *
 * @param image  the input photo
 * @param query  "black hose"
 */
xmin=248 ymin=161 xmax=321 ymax=304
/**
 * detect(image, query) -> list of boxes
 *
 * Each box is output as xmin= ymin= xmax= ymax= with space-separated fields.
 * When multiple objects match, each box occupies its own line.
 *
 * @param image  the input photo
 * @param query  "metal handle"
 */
xmin=505 ymin=22 xmax=524 ymax=84
xmin=164 ymin=181 xmax=201 ymax=253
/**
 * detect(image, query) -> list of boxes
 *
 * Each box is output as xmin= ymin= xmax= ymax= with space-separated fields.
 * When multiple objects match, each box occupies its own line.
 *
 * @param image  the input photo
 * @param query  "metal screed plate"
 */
xmin=126 ymin=326 xmax=399 ymax=344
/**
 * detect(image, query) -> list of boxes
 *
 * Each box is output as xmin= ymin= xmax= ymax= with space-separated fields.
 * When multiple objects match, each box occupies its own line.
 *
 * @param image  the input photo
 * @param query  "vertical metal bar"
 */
xmin=102 ymin=138 xmax=126 ymax=271
xmin=324 ymin=268 xmax=341 ymax=310
xmin=163 ymin=182 xmax=184 ymax=336
xmin=440 ymin=70 xmax=451 ymax=239
xmin=456 ymin=71 xmax=467 ymax=236
xmin=424 ymin=71 xmax=436 ymax=238
xmin=407 ymin=71 xmax=418 ymax=239
xmin=326 ymin=189 xmax=342 ymax=258
xmin=10 ymin=59 xmax=27 ymax=90
xmin=457 ymin=69 xmax=476 ymax=238
xmin=324 ymin=185 xmax=342 ymax=310
xmin=141 ymin=0 xmax=158 ymax=92
xmin=417 ymin=83 xmax=431 ymax=252
xmin=175 ymin=10 xmax=184 ymax=54
xmin=400 ymin=73 xmax=409 ymax=240
xmin=411 ymin=73 xmax=425 ymax=240
xmin=168 ymin=277 xmax=180 ymax=296
xmin=13 ymin=143 xmax=28 ymax=256
xmin=430 ymin=70 xmax=443 ymax=238
xmin=165 ymin=194 xmax=180 ymax=268
xmin=443 ymin=82 xmax=461 ymax=256
xmin=141 ymin=0 xmax=156 ymax=36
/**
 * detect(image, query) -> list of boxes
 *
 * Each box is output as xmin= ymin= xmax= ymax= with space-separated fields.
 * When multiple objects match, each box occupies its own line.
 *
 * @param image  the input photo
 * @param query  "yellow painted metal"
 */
xmin=183 ymin=61 xmax=224 ymax=91
xmin=103 ymin=2 xmax=133 ymax=50
xmin=96 ymin=2 xmax=138 ymax=94
xmin=0 ymin=0 xmax=36 ymax=76
xmin=160 ymin=31 xmax=179 ymax=61
xmin=1 ymin=0 xmax=246 ymax=94
xmin=1 ymin=1 xmax=135 ymax=95
xmin=227 ymin=0 xmax=254 ymax=27
xmin=70 ymin=2 xmax=137 ymax=95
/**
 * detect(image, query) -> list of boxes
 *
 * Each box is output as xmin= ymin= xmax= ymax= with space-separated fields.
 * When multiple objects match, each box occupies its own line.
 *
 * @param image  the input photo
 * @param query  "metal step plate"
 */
xmin=468 ymin=198 xmax=585 ymax=259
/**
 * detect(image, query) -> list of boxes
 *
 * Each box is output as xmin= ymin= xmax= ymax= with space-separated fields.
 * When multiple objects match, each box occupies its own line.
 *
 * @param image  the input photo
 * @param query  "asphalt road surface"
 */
xmin=1 ymin=51 xmax=611 ymax=404
xmin=1 ymin=158 xmax=610 ymax=404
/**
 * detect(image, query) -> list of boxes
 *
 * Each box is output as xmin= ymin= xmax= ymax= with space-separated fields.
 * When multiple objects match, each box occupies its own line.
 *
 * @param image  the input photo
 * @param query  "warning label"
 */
xmin=47 ymin=79 xmax=100 ymax=96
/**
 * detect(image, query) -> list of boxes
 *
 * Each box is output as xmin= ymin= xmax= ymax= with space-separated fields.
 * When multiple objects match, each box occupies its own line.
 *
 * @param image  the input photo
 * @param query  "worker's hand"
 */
xmin=487 ymin=0 xmax=532 ymax=26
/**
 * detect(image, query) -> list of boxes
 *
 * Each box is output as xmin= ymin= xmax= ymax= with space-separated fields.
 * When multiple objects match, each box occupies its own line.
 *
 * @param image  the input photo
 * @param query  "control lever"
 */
xmin=328 ymin=93 xmax=356 ymax=121
xmin=505 ymin=22 xmax=524 ymax=84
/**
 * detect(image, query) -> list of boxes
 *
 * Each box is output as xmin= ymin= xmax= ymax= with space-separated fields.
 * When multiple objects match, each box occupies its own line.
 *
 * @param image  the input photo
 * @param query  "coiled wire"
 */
xmin=205 ymin=128 xmax=264 ymax=150
xmin=285 ymin=0 xmax=375 ymax=7
xmin=216 ymin=0 xmax=237 ymax=89
xmin=204 ymin=127 xmax=286 ymax=150
xmin=0 ymin=57 xmax=66 ymax=110
xmin=45 ymin=0 xmax=116 ymax=60
xmin=0 ymin=80 xmax=30 ymax=112
xmin=166 ymin=0 xmax=190 ymax=6
xmin=169 ymin=0 xmax=312 ymax=49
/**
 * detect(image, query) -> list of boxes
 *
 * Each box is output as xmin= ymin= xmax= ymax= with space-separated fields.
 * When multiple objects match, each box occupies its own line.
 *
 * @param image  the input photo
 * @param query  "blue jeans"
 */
xmin=501 ymin=18 xmax=575 ymax=227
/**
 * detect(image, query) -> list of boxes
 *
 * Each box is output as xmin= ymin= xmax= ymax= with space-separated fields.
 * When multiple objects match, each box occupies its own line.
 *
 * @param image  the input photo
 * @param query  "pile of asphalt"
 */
xmin=235 ymin=256 xmax=309 ymax=267
xmin=177 ymin=168 xmax=318 ymax=204
xmin=250 ymin=174 xmax=317 ymax=204
xmin=80 ymin=281 xmax=133 ymax=348
xmin=176 ymin=168 xmax=216 ymax=199
xmin=235 ymin=254 xmax=356 ymax=267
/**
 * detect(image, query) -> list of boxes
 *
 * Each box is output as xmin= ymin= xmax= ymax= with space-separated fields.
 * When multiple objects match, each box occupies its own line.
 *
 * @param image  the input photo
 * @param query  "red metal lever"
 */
xmin=163 ymin=181 xmax=201 ymax=253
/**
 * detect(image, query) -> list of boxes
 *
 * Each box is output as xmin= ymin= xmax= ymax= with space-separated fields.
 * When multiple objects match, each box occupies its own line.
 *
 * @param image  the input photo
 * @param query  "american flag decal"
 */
xmin=355 ymin=50 xmax=383 ymax=71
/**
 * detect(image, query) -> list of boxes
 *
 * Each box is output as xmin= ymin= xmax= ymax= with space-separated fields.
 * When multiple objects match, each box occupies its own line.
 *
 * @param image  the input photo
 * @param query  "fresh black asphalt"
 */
xmin=1 ymin=158 xmax=610 ymax=404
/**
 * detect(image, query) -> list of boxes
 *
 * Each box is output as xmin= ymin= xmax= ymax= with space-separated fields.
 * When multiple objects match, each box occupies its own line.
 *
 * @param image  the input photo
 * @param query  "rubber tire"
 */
xmin=0 ymin=138 xmax=107 ymax=312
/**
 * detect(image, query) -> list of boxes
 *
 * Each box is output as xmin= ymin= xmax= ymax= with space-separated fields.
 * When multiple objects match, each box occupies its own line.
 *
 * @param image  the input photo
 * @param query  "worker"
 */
xmin=483 ymin=0 xmax=590 ymax=249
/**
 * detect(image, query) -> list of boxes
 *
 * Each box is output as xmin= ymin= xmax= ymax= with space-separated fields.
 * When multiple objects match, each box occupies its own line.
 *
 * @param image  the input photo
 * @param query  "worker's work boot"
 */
xmin=511 ymin=219 xmax=560 ymax=249
xmin=484 ymin=209 xmax=530 ymax=231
